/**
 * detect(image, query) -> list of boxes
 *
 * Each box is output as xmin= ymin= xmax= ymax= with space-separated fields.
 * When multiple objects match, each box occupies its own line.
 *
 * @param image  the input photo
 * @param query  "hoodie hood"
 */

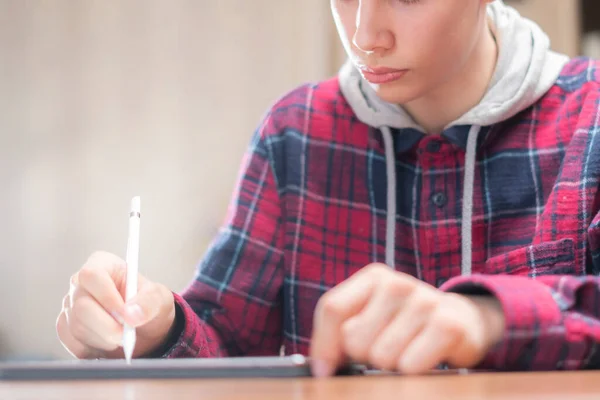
xmin=337 ymin=0 xmax=570 ymax=276
xmin=339 ymin=0 xmax=569 ymax=131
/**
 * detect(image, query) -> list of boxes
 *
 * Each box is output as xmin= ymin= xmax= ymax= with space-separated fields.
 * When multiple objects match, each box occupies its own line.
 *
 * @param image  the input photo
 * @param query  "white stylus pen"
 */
xmin=123 ymin=196 xmax=140 ymax=364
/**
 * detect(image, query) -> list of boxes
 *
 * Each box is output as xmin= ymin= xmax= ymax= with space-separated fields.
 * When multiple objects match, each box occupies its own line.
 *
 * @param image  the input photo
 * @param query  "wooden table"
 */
xmin=1 ymin=371 xmax=600 ymax=400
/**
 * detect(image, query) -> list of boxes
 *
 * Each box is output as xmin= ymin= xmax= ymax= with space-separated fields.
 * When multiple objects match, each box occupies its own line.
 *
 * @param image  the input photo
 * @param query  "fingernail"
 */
xmin=311 ymin=359 xmax=333 ymax=378
xmin=124 ymin=303 xmax=144 ymax=322
xmin=111 ymin=311 xmax=124 ymax=324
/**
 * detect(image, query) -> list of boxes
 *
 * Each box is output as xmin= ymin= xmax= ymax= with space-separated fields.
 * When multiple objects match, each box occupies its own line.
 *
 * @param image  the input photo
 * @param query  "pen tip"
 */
xmin=124 ymin=348 xmax=134 ymax=365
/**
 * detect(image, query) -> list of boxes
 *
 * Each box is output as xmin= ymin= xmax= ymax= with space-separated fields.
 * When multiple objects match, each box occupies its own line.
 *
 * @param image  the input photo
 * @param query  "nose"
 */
xmin=352 ymin=1 xmax=393 ymax=55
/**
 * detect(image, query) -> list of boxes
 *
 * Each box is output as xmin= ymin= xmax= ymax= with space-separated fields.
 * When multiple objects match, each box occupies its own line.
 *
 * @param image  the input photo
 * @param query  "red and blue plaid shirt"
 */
xmin=165 ymin=57 xmax=600 ymax=371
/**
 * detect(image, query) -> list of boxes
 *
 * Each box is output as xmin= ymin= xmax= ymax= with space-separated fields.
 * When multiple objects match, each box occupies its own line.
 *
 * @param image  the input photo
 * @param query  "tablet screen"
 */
xmin=0 ymin=355 xmax=317 ymax=381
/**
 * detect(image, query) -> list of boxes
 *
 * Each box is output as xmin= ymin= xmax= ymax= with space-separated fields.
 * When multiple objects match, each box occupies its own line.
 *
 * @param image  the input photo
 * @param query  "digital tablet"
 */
xmin=0 ymin=355 xmax=365 ymax=381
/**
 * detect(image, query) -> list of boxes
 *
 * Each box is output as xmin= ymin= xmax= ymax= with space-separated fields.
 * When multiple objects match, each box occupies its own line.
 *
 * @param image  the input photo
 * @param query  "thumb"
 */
xmin=121 ymin=281 xmax=172 ymax=328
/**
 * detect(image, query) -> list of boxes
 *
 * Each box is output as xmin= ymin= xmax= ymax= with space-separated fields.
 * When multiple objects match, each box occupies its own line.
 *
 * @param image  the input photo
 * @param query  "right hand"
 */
xmin=56 ymin=251 xmax=177 ymax=359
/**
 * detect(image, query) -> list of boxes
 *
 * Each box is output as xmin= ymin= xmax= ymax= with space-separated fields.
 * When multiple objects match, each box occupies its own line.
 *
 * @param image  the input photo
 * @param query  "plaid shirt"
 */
xmin=164 ymin=57 xmax=600 ymax=371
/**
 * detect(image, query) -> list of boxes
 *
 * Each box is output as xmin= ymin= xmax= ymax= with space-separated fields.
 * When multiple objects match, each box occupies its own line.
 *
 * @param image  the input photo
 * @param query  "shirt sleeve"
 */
xmin=441 ymin=273 xmax=600 ymax=370
xmin=440 ymin=83 xmax=600 ymax=371
xmin=158 ymin=113 xmax=286 ymax=358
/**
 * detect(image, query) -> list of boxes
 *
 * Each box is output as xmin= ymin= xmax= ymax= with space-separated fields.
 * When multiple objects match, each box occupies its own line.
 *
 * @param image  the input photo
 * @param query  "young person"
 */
xmin=57 ymin=0 xmax=600 ymax=376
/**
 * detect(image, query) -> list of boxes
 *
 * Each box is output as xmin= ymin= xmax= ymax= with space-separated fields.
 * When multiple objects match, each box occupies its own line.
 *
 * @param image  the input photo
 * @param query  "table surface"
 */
xmin=2 ymin=371 xmax=600 ymax=400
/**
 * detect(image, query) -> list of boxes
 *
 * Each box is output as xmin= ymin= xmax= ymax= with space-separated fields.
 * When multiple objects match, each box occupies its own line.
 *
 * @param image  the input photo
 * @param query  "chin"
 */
xmin=367 ymin=80 xmax=424 ymax=106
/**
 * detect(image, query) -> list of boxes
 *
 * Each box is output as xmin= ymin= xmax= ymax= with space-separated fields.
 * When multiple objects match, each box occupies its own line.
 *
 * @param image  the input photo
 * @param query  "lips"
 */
xmin=358 ymin=66 xmax=408 ymax=84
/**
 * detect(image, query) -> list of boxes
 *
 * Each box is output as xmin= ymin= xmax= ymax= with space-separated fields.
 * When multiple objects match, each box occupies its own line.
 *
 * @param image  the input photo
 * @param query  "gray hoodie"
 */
xmin=338 ymin=0 xmax=569 ymax=276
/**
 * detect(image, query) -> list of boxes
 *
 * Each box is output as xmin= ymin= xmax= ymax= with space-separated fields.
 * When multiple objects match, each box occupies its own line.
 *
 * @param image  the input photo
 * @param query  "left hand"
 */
xmin=309 ymin=264 xmax=505 ymax=377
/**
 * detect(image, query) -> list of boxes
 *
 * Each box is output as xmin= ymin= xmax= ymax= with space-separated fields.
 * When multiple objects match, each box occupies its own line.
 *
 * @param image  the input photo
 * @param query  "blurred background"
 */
xmin=0 ymin=0 xmax=599 ymax=361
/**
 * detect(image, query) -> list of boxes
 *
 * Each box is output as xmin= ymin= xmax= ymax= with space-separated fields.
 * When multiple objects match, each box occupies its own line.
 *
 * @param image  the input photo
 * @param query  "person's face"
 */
xmin=332 ymin=0 xmax=492 ymax=104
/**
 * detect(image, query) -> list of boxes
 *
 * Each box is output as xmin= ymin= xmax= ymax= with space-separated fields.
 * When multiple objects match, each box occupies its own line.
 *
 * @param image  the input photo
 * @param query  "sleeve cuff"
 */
xmin=440 ymin=274 xmax=563 ymax=371
xmin=143 ymin=292 xmax=203 ymax=359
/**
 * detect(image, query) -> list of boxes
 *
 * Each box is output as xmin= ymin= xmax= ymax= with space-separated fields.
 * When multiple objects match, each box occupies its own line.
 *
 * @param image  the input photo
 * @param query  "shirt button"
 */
xmin=426 ymin=140 xmax=441 ymax=153
xmin=431 ymin=192 xmax=447 ymax=208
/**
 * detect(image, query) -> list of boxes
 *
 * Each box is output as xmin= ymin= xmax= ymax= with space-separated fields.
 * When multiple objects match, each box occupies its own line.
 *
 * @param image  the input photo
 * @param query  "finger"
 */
xmin=77 ymin=262 xmax=127 ymax=319
xmin=69 ymin=274 xmax=79 ymax=298
xmin=398 ymin=308 xmax=463 ymax=374
xmin=341 ymin=277 xmax=417 ymax=363
xmin=310 ymin=264 xmax=389 ymax=376
xmin=83 ymin=251 xmax=129 ymax=292
xmin=64 ymin=306 xmax=120 ymax=355
xmin=368 ymin=286 xmax=437 ymax=370
xmin=122 ymin=281 xmax=171 ymax=327
xmin=68 ymin=294 xmax=124 ymax=350
xmin=56 ymin=311 xmax=93 ymax=359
